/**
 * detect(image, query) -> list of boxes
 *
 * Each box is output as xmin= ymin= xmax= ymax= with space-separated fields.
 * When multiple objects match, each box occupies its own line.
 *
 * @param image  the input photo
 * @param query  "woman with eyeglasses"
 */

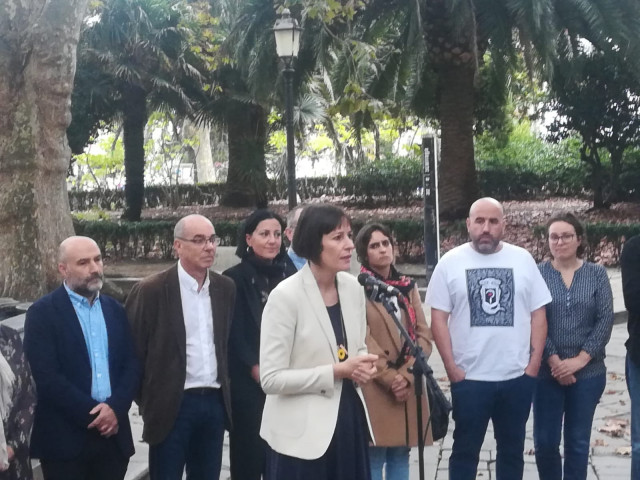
xmin=354 ymin=223 xmax=433 ymax=480
xmin=260 ymin=204 xmax=378 ymax=480
xmin=533 ymin=212 xmax=614 ymax=480
xmin=223 ymin=209 xmax=297 ymax=480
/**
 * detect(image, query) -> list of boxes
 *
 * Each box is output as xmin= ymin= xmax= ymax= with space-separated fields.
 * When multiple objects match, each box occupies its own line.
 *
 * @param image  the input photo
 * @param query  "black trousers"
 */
xmin=40 ymin=431 xmax=128 ymax=480
xmin=230 ymin=377 xmax=266 ymax=480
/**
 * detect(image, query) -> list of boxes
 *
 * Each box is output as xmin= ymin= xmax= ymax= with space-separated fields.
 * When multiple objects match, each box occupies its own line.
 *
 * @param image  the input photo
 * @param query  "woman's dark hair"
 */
xmin=235 ymin=209 xmax=286 ymax=259
xmin=546 ymin=211 xmax=586 ymax=258
xmin=354 ymin=223 xmax=393 ymax=267
xmin=292 ymin=204 xmax=350 ymax=264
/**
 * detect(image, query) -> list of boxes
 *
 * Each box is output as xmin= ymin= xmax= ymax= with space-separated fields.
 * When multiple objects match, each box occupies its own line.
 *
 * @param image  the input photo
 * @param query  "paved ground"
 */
xmin=115 ymin=265 xmax=632 ymax=480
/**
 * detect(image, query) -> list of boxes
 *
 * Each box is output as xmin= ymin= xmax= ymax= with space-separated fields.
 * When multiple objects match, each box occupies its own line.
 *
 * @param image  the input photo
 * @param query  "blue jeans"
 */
xmin=149 ymin=389 xmax=226 ymax=480
xmin=533 ymin=374 xmax=605 ymax=479
xmin=626 ymin=354 xmax=640 ymax=479
xmin=449 ymin=374 xmax=535 ymax=480
xmin=369 ymin=446 xmax=410 ymax=480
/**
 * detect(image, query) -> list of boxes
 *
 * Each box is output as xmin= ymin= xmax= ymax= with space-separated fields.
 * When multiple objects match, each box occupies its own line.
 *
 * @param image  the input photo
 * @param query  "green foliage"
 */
xmin=475 ymin=122 xmax=587 ymax=199
xmin=71 ymin=133 xmax=126 ymax=191
xmin=343 ymin=155 xmax=422 ymax=204
xmin=547 ymin=47 xmax=640 ymax=205
xmin=73 ymin=219 xmax=242 ymax=259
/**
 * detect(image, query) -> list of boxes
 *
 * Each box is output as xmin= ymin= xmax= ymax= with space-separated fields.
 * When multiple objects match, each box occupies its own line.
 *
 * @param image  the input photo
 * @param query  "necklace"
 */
xmin=334 ymin=279 xmax=348 ymax=362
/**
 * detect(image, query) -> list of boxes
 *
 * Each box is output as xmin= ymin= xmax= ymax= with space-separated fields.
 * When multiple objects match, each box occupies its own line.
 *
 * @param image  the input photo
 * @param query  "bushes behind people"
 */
xmin=76 ymin=218 xmax=640 ymax=266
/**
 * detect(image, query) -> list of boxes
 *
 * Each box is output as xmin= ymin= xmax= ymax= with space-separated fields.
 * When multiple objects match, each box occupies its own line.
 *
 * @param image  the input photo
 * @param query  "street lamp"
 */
xmin=273 ymin=8 xmax=302 ymax=209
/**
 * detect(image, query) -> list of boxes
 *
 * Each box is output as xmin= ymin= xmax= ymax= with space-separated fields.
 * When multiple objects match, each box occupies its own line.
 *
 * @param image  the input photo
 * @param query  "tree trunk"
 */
xmin=0 ymin=0 xmax=87 ymax=300
xmin=438 ymin=64 xmax=479 ymax=219
xmin=609 ymin=148 xmax=623 ymax=203
xmin=121 ymin=85 xmax=148 ymax=221
xmin=184 ymin=120 xmax=216 ymax=183
xmin=581 ymin=146 xmax=605 ymax=209
xmin=221 ymin=102 xmax=268 ymax=208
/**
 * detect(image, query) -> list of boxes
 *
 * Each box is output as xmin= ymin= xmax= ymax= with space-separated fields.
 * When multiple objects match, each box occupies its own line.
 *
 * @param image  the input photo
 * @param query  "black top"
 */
xmin=327 ymin=303 xmax=346 ymax=352
xmin=622 ymin=235 xmax=640 ymax=366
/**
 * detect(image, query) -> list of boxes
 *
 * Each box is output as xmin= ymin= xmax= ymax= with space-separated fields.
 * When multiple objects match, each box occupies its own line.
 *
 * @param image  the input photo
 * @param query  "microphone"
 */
xmin=357 ymin=273 xmax=401 ymax=298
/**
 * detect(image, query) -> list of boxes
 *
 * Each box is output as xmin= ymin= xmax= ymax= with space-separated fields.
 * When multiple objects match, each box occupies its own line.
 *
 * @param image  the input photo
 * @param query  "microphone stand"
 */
xmin=370 ymin=289 xmax=432 ymax=480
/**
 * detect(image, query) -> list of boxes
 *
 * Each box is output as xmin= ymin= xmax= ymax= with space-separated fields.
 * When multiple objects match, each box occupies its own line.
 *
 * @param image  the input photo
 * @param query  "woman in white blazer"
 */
xmin=260 ymin=204 xmax=378 ymax=480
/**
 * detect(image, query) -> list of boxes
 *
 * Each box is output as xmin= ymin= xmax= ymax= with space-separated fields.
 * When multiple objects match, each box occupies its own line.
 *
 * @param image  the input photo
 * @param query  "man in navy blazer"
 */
xmin=24 ymin=236 xmax=140 ymax=480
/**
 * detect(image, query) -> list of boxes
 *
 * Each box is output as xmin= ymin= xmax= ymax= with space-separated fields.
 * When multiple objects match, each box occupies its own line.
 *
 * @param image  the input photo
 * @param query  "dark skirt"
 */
xmin=265 ymin=380 xmax=371 ymax=480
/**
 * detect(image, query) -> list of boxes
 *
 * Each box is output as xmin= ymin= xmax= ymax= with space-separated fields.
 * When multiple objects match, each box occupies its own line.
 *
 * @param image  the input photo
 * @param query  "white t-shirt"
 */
xmin=425 ymin=242 xmax=551 ymax=381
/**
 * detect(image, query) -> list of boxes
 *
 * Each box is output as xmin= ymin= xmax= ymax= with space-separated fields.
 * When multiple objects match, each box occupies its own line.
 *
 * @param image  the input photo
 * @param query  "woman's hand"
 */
xmin=551 ymin=352 xmax=591 ymax=379
xmin=333 ymin=353 xmax=378 ymax=384
xmin=556 ymin=374 xmax=577 ymax=386
xmin=251 ymin=364 xmax=260 ymax=384
xmin=391 ymin=374 xmax=410 ymax=402
xmin=0 ymin=447 xmax=13 ymax=471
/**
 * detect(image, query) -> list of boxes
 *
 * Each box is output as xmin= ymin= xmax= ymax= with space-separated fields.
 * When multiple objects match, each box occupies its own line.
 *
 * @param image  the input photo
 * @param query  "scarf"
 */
xmin=244 ymin=253 xmax=290 ymax=307
xmin=360 ymin=265 xmax=418 ymax=366
xmin=0 ymin=352 xmax=15 ymax=471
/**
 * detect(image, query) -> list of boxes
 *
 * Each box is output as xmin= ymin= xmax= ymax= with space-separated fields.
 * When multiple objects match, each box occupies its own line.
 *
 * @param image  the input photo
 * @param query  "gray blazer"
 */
xmin=125 ymin=264 xmax=236 ymax=445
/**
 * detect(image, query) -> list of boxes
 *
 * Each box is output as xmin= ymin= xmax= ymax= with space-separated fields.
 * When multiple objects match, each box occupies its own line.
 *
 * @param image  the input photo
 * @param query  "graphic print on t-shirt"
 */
xmin=466 ymin=268 xmax=514 ymax=327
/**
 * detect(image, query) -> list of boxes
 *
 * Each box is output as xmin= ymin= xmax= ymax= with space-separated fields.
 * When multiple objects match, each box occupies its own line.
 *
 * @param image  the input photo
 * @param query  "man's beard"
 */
xmin=472 ymin=236 xmax=500 ymax=254
xmin=72 ymin=274 xmax=104 ymax=297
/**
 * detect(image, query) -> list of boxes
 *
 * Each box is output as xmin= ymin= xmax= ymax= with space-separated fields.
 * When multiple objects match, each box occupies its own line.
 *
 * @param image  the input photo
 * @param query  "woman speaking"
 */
xmin=259 ymin=204 xmax=378 ymax=480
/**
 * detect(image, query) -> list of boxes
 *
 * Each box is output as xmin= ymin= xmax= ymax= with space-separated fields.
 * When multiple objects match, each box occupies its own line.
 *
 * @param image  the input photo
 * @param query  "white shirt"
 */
xmin=178 ymin=261 xmax=220 ymax=389
xmin=425 ymin=242 xmax=552 ymax=381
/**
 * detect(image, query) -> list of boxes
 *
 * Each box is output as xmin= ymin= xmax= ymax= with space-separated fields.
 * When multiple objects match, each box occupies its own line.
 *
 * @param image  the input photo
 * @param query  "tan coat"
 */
xmin=361 ymin=285 xmax=434 ymax=447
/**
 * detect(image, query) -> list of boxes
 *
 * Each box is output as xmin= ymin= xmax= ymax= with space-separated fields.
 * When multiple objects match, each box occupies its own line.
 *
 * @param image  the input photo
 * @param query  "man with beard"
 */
xmin=125 ymin=214 xmax=235 ymax=480
xmin=425 ymin=197 xmax=551 ymax=480
xmin=24 ymin=236 xmax=140 ymax=480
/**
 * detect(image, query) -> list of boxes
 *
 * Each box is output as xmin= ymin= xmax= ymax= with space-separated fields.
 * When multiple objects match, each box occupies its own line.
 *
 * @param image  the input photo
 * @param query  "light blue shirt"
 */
xmin=64 ymin=284 xmax=112 ymax=402
xmin=287 ymin=247 xmax=306 ymax=271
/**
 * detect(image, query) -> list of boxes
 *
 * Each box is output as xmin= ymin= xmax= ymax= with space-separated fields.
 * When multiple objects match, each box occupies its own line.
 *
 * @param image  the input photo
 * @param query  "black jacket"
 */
xmin=622 ymin=235 xmax=640 ymax=365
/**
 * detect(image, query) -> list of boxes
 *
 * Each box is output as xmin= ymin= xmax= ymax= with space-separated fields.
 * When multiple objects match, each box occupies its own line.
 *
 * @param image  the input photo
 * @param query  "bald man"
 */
xmin=24 ymin=236 xmax=140 ymax=480
xmin=425 ymin=198 xmax=551 ymax=480
xmin=125 ymin=215 xmax=236 ymax=480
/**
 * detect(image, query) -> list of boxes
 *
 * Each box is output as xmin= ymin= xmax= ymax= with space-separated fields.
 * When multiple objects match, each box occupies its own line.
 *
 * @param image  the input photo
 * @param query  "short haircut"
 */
xmin=354 ymin=223 xmax=393 ymax=266
xmin=292 ymin=204 xmax=350 ymax=264
xmin=546 ymin=211 xmax=586 ymax=258
xmin=235 ymin=209 xmax=287 ymax=259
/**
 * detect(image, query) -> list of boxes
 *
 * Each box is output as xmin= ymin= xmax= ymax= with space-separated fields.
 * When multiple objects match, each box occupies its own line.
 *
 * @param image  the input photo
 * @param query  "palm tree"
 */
xmin=336 ymin=0 xmax=640 ymax=217
xmin=197 ymin=0 xmax=332 ymax=207
xmin=72 ymin=0 xmax=210 ymax=220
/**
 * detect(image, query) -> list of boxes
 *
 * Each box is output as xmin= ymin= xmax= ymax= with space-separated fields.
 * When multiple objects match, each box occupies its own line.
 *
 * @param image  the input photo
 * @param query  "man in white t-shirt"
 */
xmin=425 ymin=197 xmax=551 ymax=480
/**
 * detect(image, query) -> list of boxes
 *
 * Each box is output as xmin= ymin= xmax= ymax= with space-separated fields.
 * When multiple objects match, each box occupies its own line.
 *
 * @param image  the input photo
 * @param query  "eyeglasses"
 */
xmin=549 ymin=233 xmax=575 ymax=244
xmin=177 ymin=235 xmax=221 ymax=247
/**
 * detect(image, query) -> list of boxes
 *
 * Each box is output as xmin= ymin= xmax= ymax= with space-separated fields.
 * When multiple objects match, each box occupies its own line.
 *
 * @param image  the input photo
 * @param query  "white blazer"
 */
xmin=259 ymin=263 xmax=374 ymax=460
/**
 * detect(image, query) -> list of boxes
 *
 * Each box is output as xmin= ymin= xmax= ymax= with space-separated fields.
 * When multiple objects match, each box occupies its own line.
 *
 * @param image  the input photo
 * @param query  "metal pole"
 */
xmin=422 ymin=135 xmax=440 ymax=279
xmin=284 ymin=66 xmax=297 ymax=209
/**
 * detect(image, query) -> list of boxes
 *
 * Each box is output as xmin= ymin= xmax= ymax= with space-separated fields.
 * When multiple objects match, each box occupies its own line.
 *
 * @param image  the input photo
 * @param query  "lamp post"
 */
xmin=273 ymin=9 xmax=302 ymax=210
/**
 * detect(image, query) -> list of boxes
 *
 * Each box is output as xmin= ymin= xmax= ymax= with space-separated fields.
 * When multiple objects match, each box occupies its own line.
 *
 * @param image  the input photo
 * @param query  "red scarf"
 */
xmin=360 ymin=265 xmax=418 ymax=364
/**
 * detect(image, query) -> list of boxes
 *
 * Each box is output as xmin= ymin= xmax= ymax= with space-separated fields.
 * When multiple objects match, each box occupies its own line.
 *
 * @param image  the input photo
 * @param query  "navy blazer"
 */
xmin=24 ymin=285 xmax=140 ymax=461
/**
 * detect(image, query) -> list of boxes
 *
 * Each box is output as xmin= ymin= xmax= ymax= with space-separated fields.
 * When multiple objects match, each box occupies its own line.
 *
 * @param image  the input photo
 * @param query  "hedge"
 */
xmin=77 ymin=218 xmax=640 ymax=266
xmin=74 ymin=218 xmax=431 ymax=262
